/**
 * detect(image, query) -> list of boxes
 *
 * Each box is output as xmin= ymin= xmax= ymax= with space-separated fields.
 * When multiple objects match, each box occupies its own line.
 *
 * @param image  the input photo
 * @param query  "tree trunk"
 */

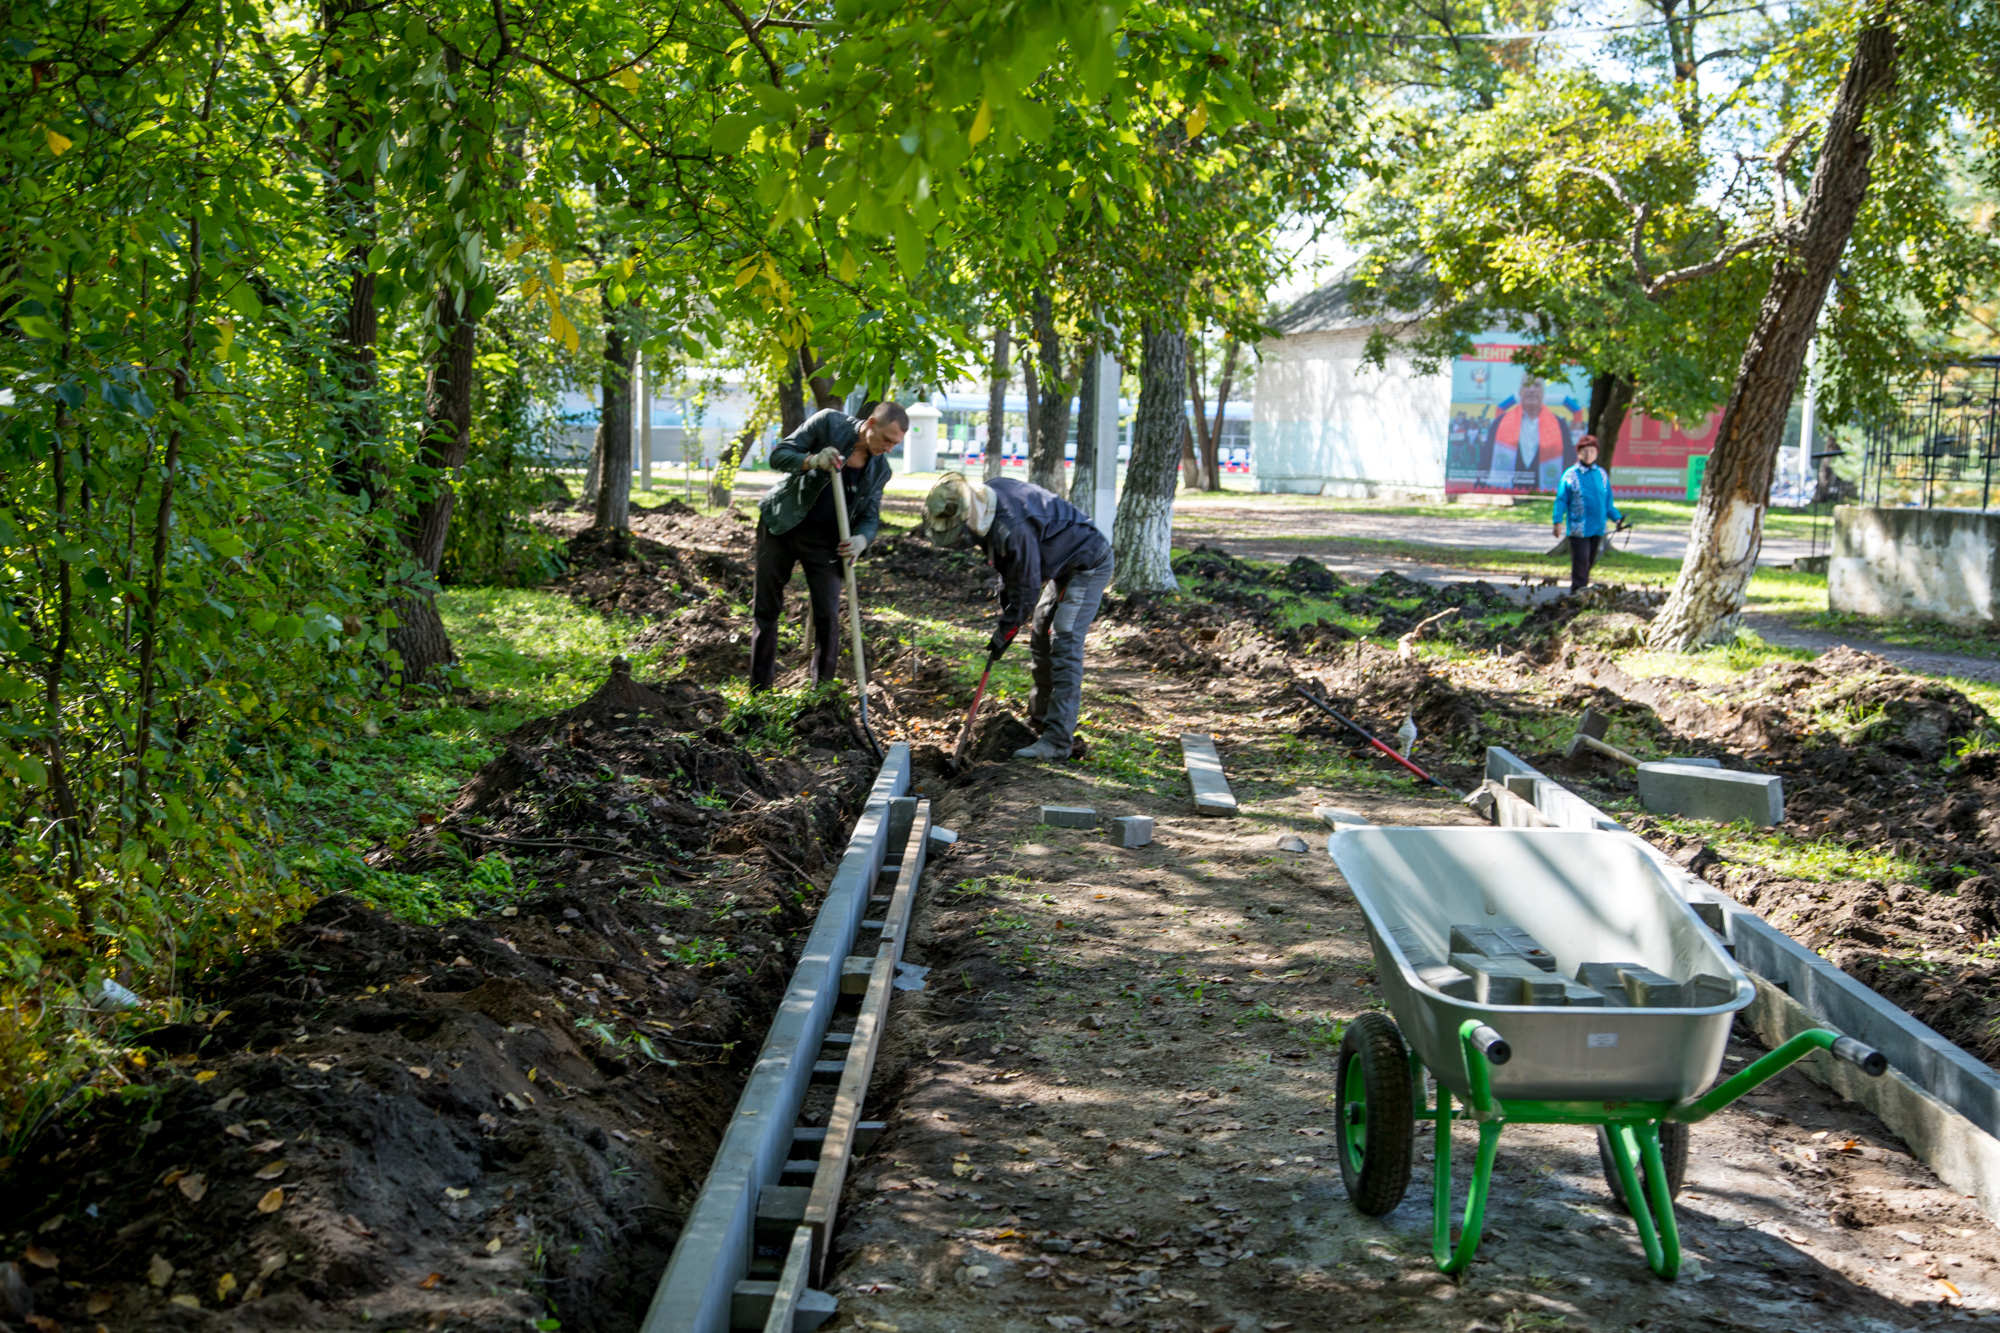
xmin=581 ymin=424 xmax=602 ymax=508
xmin=800 ymin=342 xmax=842 ymax=410
xmin=1022 ymin=353 xmax=1040 ymax=479
xmin=594 ymin=289 xmax=634 ymax=529
xmin=1587 ymin=371 xmax=1634 ymax=471
xmin=984 ymin=321 xmax=1010 ymax=481
xmin=390 ymin=284 xmax=477 ymax=681
xmin=1187 ymin=343 xmax=1211 ymax=492
xmin=1648 ymin=21 xmax=1898 ymax=651
xmin=709 ymin=427 xmax=752 ymax=508
xmin=1179 ymin=415 xmax=1199 ymax=490
xmin=323 ymin=1 xmax=386 ymax=521
xmin=1112 ymin=319 xmax=1188 ymax=593
xmin=1071 ymin=343 xmax=1099 ymax=524
xmin=1026 ymin=290 xmax=1070 ymax=497
xmin=1206 ymin=336 xmax=1240 ymax=491
xmin=779 ymin=351 xmax=807 ymax=436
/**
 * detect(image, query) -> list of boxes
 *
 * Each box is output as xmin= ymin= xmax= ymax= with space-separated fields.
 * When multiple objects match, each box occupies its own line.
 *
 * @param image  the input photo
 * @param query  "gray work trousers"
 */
xmin=1026 ymin=548 xmax=1115 ymax=751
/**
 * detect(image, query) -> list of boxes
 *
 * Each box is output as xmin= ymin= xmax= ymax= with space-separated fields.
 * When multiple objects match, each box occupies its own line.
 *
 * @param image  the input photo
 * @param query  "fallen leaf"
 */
xmin=253 ymin=1160 xmax=286 ymax=1181
xmin=216 ymin=1272 xmax=237 ymax=1301
xmin=419 ymin=1272 xmax=443 ymax=1290
xmin=162 ymin=1168 xmax=187 ymax=1186
xmin=23 ymin=1244 xmax=58 ymax=1269
xmin=194 ymin=1069 xmax=218 ymax=1083
xmin=408 ymin=1066 xmax=432 ymax=1080
xmin=248 ymin=1138 xmax=285 ymax=1154
xmin=211 ymin=1088 xmax=247 ymax=1113
xmin=224 ymin=1124 xmax=250 ymax=1140
xmin=485 ymin=1237 xmax=503 ymax=1254
xmin=308 ymin=1062 xmax=333 ymax=1073
xmin=1937 ymin=1278 xmax=1963 ymax=1298
xmin=256 ymin=1187 xmax=285 ymax=1214
xmin=451 ymin=956 xmax=474 ymax=968
xmin=178 ymin=1172 xmax=209 ymax=1203
xmin=171 ymin=1293 xmax=201 ymax=1308
xmin=445 ymin=1187 xmax=471 ymax=1200
xmin=86 ymin=1292 xmax=112 ymax=1314
xmin=24 ymin=1315 xmax=60 ymax=1333
xmin=149 ymin=1254 xmax=175 ymax=1287
xmin=35 ymin=1214 xmax=64 ymax=1234
xmin=257 ymin=1253 xmax=286 ymax=1279
xmin=244 ymin=1281 xmax=264 ymax=1302
xmin=1082 ymin=1129 xmax=1106 ymax=1139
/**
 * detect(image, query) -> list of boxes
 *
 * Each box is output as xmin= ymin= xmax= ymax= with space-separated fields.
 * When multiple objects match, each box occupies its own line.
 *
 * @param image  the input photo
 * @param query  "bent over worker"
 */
xmin=1552 ymin=433 xmax=1622 ymax=595
xmin=921 ymin=473 xmax=1114 ymax=761
xmin=749 ymin=401 xmax=906 ymax=690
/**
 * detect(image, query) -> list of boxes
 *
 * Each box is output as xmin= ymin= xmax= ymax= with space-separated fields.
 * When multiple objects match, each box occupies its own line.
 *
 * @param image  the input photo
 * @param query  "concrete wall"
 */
xmin=1828 ymin=505 xmax=2000 ymax=626
xmin=1249 ymin=326 xmax=1450 ymax=495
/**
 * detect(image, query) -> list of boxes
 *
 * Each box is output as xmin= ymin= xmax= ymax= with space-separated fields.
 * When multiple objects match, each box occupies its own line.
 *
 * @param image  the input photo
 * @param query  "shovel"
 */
xmin=829 ymin=468 xmax=884 ymax=760
xmin=948 ymin=652 xmax=998 ymax=773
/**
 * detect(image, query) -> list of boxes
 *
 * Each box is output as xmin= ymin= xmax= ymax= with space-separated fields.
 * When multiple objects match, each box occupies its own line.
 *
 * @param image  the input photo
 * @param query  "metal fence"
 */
xmin=1860 ymin=357 xmax=2000 ymax=510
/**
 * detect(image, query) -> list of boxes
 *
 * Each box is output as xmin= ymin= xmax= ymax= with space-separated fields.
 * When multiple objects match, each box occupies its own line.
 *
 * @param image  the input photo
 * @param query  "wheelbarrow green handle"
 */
xmin=1670 ymin=1028 xmax=1888 ymax=1124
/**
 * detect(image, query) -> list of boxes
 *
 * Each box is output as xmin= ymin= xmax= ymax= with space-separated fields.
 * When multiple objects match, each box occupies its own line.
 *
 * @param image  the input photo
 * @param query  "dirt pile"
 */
xmin=0 ymin=662 xmax=876 ymax=1333
xmin=550 ymin=511 xmax=755 ymax=625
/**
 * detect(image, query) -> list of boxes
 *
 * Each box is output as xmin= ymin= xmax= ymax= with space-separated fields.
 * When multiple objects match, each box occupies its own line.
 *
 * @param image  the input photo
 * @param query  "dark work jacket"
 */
xmin=976 ymin=478 xmax=1112 ymax=632
xmin=758 ymin=409 xmax=891 ymax=543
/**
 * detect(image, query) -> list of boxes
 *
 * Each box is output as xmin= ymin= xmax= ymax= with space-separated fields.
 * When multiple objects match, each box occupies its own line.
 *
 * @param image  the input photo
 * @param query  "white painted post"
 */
xmin=638 ymin=353 xmax=653 ymax=493
xmin=1799 ymin=339 xmax=1819 ymax=498
xmin=904 ymin=402 xmax=941 ymax=473
xmin=1091 ymin=347 xmax=1118 ymax=542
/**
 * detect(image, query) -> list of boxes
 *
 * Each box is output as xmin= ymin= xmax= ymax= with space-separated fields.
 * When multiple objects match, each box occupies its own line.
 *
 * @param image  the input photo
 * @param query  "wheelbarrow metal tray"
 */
xmin=1330 ymin=828 xmax=1752 ymax=1103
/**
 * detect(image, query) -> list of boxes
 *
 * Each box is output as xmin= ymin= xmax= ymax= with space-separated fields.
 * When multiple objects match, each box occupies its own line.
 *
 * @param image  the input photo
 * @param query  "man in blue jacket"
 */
xmin=922 ymin=473 xmax=1115 ymax=761
xmin=749 ymin=402 xmax=906 ymax=690
xmin=1552 ymin=434 xmax=1622 ymax=595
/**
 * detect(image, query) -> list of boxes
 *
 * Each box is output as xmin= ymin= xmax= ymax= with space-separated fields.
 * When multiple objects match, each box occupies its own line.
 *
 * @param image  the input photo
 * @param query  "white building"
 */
xmin=1250 ymin=276 xmax=1716 ymax=500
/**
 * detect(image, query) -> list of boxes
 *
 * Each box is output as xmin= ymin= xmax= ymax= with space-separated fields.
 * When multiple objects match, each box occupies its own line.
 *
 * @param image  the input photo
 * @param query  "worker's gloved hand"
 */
xmin=806 ymin=447 xmax=843 ymax=473
xmin=986 ymin=625 xmax=1019 ymax=660
xmin=838 ymin=534 xmax=868 ymax=561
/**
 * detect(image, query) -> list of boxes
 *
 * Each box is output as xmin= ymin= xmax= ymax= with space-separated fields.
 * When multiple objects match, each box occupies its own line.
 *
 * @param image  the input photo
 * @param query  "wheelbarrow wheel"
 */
xmin=1336 ymin=1012 xmax=1416 ymax=1215
xmin=1596 ymin=1121 xmax=1689 ymax=1213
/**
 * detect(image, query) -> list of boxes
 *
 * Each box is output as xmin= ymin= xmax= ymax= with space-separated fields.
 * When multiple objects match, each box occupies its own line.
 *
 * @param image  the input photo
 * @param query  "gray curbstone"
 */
xmin=1180 ymin=733 xmax=1239 ymax=817
xmin=1111 ymin=815 xmax=1153 ymax=848
xmin=1637 ymin=761 xmax=1784 ymax=825
xmin=1040 ymin=805 xmax=1097 ymax=829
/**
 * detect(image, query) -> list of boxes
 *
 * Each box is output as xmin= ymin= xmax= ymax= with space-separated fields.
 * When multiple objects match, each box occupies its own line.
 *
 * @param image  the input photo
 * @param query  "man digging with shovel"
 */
xmin=923 ymin=473 xmax=1114 ymax=762
xmin=749 ymin=401 xmax=905 ymax=690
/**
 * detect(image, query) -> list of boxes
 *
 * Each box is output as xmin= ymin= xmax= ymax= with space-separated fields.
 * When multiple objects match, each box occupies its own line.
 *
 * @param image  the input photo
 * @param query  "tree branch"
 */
xmin=719 ymin=0 xmax=784 ymax=84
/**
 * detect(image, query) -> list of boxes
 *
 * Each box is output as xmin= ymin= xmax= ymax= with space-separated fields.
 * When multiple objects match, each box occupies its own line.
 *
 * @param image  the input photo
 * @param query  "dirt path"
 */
xmin=1742 ymin=614 xmax=2000 ymax=684
xmin=820 ymin=657 xmax=2000 ymax=1331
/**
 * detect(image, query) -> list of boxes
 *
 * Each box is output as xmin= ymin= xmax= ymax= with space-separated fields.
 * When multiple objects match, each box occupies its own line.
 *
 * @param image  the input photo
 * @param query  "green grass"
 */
xmin=1645 ymin=817 xmax=1940 ymax=886
xmin=271 ymin=587 xmax=642 ymax=921
xmin=1271 ymin=498 xmax=1822 ymax=541
xmin=1796 ymin=609 xmax=2000 ymax=661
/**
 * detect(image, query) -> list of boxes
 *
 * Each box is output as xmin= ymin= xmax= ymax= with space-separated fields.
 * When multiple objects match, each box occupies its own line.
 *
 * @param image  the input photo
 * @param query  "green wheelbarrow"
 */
xmin=1326 ymin=827 xmax=1891 ymax=1280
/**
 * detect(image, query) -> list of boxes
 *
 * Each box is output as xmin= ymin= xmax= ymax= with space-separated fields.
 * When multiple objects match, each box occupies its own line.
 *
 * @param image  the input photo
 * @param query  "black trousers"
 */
xmin=1568 ymin=534 xmax=1604 ymax=594
xmin=750 ymin=517 xmax=842 ymax=689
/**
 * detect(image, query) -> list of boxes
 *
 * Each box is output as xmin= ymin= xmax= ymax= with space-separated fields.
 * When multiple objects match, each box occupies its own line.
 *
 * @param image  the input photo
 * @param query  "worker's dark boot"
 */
xmin=1012 ymin=735 xmax=1070 ymax=762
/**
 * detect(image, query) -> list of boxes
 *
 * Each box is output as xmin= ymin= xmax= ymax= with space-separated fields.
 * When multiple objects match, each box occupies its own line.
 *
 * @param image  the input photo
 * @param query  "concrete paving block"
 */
xmin=928 ymin=825 xmax=958 ymax=845
xmin=1493 ymin=925 xmax=1559 ymax=971
xmin=1451 ymin=952 xmax=1564 ymax=1005
xmin=1576 ymin=961 xmax=1642 ymax=1006
xmin=1315 ymin=805 xmax=1374 ymax=831
xmin=1615 ymin=965 xmax=1684 ymax=1008
xmin=1111 ymin=815 xmax=1153 ymax=848
xmin=1040 ymin=805 xmax=1098 ymax=828
xmin=1638 ymin=761 xmax=1784 ymax=825
xmin=1414 ymin=962 xmax=1477 ymax=1000
xmin=1558 ymin=979 xmax=1607 ymax=1007
xmin=1664 ymin=757 xmax=1722 ymax=768
xmin=1180 ymin=733 xmax=1238 ymax=817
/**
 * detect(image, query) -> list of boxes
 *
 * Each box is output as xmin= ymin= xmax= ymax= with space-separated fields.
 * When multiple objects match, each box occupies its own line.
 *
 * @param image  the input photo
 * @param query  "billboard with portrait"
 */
xmin=1444 ymin=343 xmax=1591 ymax=495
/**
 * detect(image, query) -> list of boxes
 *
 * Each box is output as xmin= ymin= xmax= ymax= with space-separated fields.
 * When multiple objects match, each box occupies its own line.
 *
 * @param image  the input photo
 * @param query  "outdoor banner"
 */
xmin=1443 ymin=340 xmax=1719 ymax=497
xmin=1445 ymin=343 xmax=1591 ymax=495
xmin=1609 ymin=410 xmax=1721 ymax=498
